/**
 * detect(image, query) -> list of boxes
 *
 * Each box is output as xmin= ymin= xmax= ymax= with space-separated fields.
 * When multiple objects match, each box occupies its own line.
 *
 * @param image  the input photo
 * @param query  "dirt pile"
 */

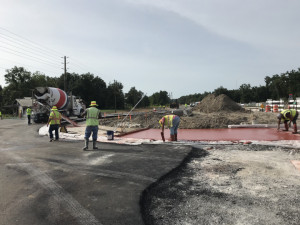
xmin=194 ymin=94 xmax=243 ymax=113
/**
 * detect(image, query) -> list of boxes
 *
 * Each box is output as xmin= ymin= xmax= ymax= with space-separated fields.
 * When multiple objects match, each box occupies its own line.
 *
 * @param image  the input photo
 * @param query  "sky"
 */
xmin=0 ymin=0 xmax=300 ymax=98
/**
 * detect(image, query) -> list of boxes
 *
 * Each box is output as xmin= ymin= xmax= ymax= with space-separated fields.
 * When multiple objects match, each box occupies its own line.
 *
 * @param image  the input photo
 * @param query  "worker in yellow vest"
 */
xmin=26 ymin=107 xmax=32 ymax=125
xmin=47 ymin=106 xmax=62 ymax=142
xmin=0 ymin=111 xmax=2 ymax=120
xmin=159 ymin=114 xmax=180 ymax=142
xmin=277 ymin=109 xmax=298 ymax=134
xmin=81 ymin=101 xmax=101 ymax=150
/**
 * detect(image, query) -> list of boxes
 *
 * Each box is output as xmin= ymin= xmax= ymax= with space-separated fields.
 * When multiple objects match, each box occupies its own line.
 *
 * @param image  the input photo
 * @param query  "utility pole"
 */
xmin=62 ymin=56 xmax=69 ymax=92
xmin=64 ymin=56 xmax=67 ymax=92
xmin=114 ymin=80 xmax=117 ymax=113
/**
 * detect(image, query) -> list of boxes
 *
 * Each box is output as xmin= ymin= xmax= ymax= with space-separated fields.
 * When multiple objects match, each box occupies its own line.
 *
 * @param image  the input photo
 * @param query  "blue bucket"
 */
xmin=107 ymin=130 xmax=114 ymax=140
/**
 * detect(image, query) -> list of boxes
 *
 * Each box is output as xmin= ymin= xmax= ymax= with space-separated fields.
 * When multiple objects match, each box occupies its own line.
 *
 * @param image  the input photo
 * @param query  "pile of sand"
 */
xmin=194 ymin=94 xmax=243 ymax=113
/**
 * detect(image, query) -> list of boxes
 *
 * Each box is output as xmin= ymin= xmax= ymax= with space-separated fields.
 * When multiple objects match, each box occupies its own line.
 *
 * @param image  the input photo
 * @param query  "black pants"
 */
xmin=27 ymin=115 xmax=31 ymax=124
xmin=49 ymin=124 xmax=59 ymax=140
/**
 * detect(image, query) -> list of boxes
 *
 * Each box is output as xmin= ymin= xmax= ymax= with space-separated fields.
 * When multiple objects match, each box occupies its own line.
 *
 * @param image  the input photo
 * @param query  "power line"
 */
xmin=0 ymin=57 xmax=61 ymax=75
xmin=0 ymin=27 xmax=109 ymax=81
xmin=0 ymin=38 xmax=61 ymax=65
xmin=0 ymin=27 xmax=64 ymax=58
xmin=0 ymin=45 xmax=60 ymax=68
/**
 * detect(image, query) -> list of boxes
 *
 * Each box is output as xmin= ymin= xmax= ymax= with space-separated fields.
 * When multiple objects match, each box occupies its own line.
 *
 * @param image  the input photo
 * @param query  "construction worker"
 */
xmin=159 ymin=114 xmax=180 ymax=142
xmin=0 ymin=111 xmax=2 ymax=120
xmin=47 ymin=106 xmax=62 ymax=142
xmin=26 ymin=107 xmax=32 ymax=125
xmin=277 ymin=109 xmax=298 ymax=134
xmin=81 ymin=101 xmax=101 ymax=150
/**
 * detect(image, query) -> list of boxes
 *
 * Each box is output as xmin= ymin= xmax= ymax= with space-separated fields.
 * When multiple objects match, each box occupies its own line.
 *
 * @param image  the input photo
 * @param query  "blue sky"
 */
xmin=1 ymin=0 xmax=300 ymax=98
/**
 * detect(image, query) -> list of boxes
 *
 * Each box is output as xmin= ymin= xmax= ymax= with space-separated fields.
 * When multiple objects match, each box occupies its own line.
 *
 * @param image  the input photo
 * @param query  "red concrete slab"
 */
xmin=291 ymin=161 xmax=300 ymax=171
xmin=122 ymin=128 xmax=300 ymax=141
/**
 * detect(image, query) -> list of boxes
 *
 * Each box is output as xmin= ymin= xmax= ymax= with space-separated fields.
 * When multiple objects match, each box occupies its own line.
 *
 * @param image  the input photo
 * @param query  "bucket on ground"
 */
xmin=107 ymin=130 xmax=114 ymax=140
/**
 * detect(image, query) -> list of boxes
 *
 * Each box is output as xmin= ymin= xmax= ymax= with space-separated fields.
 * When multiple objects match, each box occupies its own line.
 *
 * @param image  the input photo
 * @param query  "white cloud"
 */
xmin=0 ymin=0 xmax=300 ymax=97
xmin=126 ymin=0 xmax=300 ymax=48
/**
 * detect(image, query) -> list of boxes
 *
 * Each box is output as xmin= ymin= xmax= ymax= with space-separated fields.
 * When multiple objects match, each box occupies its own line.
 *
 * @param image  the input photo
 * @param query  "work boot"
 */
xmin=82 ymin=138 xmax=89 ymax=151
xmin=174 ymin=134 xmax=177 ymax=141
xmin=93 ymin=140 xmax=98 ymax=150
xmin=170 ymin=135 xmax=175 ymax=141
xmin=293 ymin=124 xmax=298 ymax=134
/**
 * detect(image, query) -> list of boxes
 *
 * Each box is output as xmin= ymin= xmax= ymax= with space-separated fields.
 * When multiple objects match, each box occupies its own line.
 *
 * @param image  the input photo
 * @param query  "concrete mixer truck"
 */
xmin=32 ymin=87 xmax=85 ymax=123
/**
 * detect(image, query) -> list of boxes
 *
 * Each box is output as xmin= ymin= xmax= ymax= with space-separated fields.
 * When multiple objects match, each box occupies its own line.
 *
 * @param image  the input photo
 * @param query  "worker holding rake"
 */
xmin=159 ymin=114 xmax=180 ymax=142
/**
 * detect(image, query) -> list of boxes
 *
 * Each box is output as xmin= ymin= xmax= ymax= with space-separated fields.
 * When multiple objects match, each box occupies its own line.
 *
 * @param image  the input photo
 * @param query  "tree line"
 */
xmin=178 ymin=68 xmax=300 ymax=104
xmin=1 ymin=66 xmax=299 ymax=112
xmin=0 ymin=66 xmax=170 ymax=111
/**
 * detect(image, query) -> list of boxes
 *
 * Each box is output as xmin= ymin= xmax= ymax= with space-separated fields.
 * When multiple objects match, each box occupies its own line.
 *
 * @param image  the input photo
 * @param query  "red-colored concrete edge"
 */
xmin=115 ymin=127 xmax=151 ymax=137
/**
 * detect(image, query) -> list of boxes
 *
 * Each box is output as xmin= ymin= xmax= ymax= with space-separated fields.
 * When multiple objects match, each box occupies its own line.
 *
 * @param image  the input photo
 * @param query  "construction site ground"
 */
xmin=2 ymin=94 xmax=299 ymax=224
xmin=1 ymin=109 xmax=300 ymax=224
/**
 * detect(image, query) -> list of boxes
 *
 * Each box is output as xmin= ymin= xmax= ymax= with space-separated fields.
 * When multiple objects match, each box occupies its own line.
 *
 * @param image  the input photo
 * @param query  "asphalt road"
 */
xmin=0 ymin=119 xmax=191 ymax=225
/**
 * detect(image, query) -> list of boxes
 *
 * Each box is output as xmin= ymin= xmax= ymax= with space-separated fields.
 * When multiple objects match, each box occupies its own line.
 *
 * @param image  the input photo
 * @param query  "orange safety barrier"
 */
xmin=273 ymin=105 xmax=278 ymax=112
xmin=265 ymin=105 xmax=271 ymax=112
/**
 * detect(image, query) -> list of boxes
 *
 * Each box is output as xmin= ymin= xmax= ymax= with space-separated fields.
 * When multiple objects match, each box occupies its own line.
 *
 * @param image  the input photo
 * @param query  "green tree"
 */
xmin=75 ymin=73 xmax=107 ymax=108
xmin=125 ymin=87 xmax=143 ymax=108
xmin=239 ymin=84 xmax=253 ymax=103
xmin=106 ymin=80 xmax=125 ymax=110
xmin=149 ymin=91 xmax=170 ymax=106
xmin=3 ymin=67 xmax=32 ymax=105
xmin=213 ymin=86 xmax=229 ymax=96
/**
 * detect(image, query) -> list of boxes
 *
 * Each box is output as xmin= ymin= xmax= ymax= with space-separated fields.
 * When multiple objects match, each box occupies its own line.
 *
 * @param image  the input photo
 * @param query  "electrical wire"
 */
xmin=0 ymin=27 xmax=109 ymax=80
xmin=0 ymin=38 xmax=61 ymax=65
xmin=0 ymin=27 xmax=64 ymax=58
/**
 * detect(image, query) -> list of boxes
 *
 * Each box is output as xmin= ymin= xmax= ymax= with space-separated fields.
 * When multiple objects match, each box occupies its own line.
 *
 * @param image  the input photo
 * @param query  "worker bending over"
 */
xmin=81 ymin=101 xmax=101 ymax=150
xmin=159 ymin=114 xmax=180 ymax=142
xmin=277 ymin=109 xmax=298 ymax=134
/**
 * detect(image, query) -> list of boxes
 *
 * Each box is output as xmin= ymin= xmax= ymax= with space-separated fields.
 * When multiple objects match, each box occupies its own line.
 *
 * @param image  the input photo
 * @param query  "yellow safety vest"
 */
xmin=49 ymin=111 xmax=61 ymax=125
xmin=86 ymin=107 xmax=100 ymax=126
xmin=27 ymin=108 xmax=32 ymax=115
xmin=160 ymin=115 xmax=176 ymax=128
xmin=281 ymin=109 xmax=297 ymax=121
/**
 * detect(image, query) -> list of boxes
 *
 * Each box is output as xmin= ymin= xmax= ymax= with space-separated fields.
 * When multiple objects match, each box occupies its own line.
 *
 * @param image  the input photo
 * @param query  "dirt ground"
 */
xmin=100 ymin=94 xmax=279 ymax=130
xmin=100 ymin=110 xmax=278 ymax=130
xmin=141 ymin=144 xmax=300 ymax=225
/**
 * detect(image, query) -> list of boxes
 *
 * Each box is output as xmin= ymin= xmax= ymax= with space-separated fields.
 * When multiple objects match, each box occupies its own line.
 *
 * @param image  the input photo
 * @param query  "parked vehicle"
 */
xmin=33 ymin=87 xmax=85 ymax=123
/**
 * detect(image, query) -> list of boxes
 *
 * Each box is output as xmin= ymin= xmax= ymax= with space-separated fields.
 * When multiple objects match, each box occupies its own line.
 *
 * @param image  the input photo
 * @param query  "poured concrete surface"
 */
xmin=123 ymin=128 xmax=300 ymax=141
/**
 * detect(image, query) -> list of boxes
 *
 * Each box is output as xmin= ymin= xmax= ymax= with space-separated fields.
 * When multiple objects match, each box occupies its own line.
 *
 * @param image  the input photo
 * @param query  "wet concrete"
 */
xmin=122 ymin=128 xmax=300 ymax=141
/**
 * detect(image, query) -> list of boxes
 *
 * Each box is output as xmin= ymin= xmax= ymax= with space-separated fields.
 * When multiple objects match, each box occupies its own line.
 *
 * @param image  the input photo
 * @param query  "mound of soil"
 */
xmin=99 ymin=94 xmax=278 ymax=129
xmin=194 ymin=94 xmax=243 ymax=113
